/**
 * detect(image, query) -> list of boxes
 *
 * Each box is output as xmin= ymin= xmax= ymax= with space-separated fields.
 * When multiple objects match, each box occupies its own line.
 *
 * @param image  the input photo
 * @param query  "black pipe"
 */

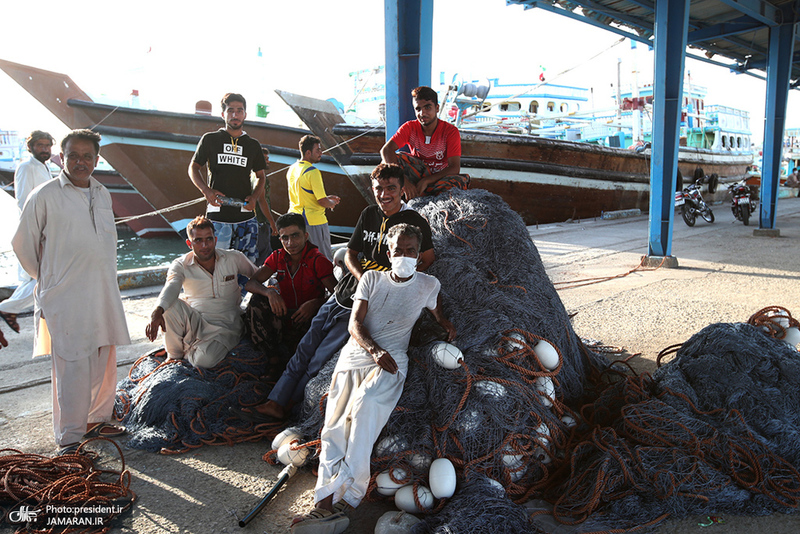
xmin=239 ymin=465 xmax=296 ymax=527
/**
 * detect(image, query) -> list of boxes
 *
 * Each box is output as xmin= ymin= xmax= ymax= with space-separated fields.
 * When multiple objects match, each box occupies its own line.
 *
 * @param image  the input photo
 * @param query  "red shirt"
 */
xmin=263 ymin=243 xmax=333 ymax=309
xmin=390 ymin=119 xmax=461 ymax=174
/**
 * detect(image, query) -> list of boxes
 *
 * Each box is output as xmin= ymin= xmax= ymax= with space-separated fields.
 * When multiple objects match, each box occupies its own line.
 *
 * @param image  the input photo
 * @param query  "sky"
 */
xmin=1 ymin=0 xmax=796 ymax=146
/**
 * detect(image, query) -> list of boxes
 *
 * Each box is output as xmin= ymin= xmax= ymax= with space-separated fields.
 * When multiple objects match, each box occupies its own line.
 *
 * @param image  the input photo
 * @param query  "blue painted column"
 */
xmin=646 ymin=0 xmax=690 ymax=262
xmin=384 ymin=0 xmax=433 ymax=140
xmin=758 ymin=22 xmax=796 ymax=232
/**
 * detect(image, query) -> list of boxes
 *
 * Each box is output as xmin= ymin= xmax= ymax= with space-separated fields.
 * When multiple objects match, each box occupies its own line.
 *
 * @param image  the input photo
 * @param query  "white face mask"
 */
xmin=390 ymin=256 xmax=417 ymax=278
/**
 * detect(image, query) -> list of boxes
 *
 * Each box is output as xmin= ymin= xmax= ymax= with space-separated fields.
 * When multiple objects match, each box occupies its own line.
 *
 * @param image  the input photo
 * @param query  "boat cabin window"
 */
xmin=547 ymin=101 xmax=555 ymax=112
xmin=500 ymin=101 xmax=521 ymax=112
xmin=529 ymin=101 xmax=539 ymax=114
xmin=722 ymin=137 xmax=727 ymax=148
xmin=560 ymin=103 xmax=568 ymax=112
xmin=729 ymin=136 xmax=734 ymax=148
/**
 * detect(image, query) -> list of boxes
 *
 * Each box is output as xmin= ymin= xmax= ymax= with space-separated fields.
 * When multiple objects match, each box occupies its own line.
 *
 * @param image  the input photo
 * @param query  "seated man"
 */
xmin=146 ymin=216 xmax=257 ymax=368
xmin=380 ymin=85 xmax=470 ymax=200
xmin=291 ymin=224 xmax=456 ymax=533
xmin=232 ymin=163 xmax=434 ymax=423
xmin=243 ymin=213 xmax=336 ymax=376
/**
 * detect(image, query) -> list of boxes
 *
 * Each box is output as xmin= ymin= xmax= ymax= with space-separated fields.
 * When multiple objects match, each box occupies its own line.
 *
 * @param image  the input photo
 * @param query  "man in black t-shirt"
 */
xmin=231 ymin=164 xmax=434 ymax=423
xmin=189 ymin=93 xmax=267 ymax=264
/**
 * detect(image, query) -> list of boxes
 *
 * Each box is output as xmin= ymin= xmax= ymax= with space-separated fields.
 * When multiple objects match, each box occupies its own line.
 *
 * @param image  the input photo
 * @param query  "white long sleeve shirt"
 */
xmin=13 ymin=155 xmax=52 ymax=212
xmin=12 ymin=171 xmax=131 ymax=360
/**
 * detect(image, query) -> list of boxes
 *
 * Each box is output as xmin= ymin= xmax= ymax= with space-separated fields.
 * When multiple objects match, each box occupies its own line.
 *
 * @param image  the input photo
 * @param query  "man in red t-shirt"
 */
xmin=380 ymin=85 xmax=470 ymax=200
xmin=244 ymin=213 xmax=336 ymax=376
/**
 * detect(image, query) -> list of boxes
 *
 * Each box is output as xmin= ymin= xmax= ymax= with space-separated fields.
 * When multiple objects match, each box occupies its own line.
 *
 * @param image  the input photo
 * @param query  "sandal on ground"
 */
xmin=57 ymin=442 xmax=81 ymax=456
xmin=84 ymin=422 xmax=126 ymax=439
xmin=0 ymin=311 xmax=20 ymax=334
xmin=228 ymin=406 xmax=282 ymax=425
xmin=290 ymin=507 xmax=349 ymax=534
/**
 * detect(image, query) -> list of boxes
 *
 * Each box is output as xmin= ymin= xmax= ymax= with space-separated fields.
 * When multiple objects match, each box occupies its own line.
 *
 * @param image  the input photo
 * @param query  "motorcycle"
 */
xmin=728 ymin=180 xmax=758 ymax=226
xmin=675 ymin=177 xmax=715 ymax=227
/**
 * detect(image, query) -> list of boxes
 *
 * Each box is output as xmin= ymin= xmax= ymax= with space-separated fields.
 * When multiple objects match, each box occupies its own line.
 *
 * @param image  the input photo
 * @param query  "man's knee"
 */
xmin=187 ymin=340 xmax=228 ymax=369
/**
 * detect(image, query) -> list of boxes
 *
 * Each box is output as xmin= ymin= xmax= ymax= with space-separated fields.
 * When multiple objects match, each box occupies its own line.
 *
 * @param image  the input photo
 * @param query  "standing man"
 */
xmin=145 ymin=216 xmax=257 ymax=369
xmin=233 ymin=163 xmax=435 ymax=423
xmin=380 ymin=86 xmax=470 ymax=200
xmin=0 ymin=131 xmax=55 ymax=332
xmin=189 ymin=93 xmax=267 ymax=265
xmin=12 ymin=129 xmax=130 ymax=452
xmin=286 ymin=135 xmax=340 ymax=261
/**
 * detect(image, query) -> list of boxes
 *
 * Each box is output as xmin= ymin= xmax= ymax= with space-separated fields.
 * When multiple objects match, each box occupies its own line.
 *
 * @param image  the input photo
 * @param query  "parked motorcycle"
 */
xmin=728 ymin=180 xmax=758 ymax=226
xmin=675 ymin=177 xmax=715 ymax=226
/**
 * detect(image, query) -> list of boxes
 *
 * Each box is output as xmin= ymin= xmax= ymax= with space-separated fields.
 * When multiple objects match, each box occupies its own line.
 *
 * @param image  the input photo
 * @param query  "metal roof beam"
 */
xmin=716 ymin=0 xmax=782 ymax=27
xmin=512 ymin=0 xmax=653 ymax=43
xmin=688 ymin=16 xmax=765 ymax=42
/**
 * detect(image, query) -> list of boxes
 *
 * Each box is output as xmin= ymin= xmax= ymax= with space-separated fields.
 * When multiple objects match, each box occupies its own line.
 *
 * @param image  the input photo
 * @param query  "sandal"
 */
xmin=290 ymin=507 xmax=349 ymax=534
xmin=0 ymin=311 xmax=20 ymax=334
xmin=57 ymin=442 xmax=81 ymax=456
xmin=84 ymin=422 xmax=126 ymax=439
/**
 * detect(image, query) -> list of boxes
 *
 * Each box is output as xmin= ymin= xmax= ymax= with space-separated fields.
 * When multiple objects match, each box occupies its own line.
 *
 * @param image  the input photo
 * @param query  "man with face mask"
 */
xmin=231 ymin=163 xmax=435 ymax=424
xmin=291 ymin=223 xmax=455 ymax=533
xmin=1 ymin=130 xmax=55 ymax=330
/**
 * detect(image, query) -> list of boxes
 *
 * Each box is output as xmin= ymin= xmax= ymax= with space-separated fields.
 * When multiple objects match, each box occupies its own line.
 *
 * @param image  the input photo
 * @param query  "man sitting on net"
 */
xmin=146 ymin=216 xmax=257 ymax=368
xmin=242 ymin=212 xmax=336 ymax=380
xmin=290 ymin=223 xmax=456 ymax=534
xmin=380 ymin=85 xmax=470 ymax=200
xmin=230 ymin=163 xmax=435 ymax=424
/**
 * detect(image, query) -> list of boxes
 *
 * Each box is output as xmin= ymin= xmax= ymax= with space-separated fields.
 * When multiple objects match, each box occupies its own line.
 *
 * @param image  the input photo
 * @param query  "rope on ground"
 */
xmin=0 ymin=437 xmax=136 ymax=533
xmin=552 ymin=255 xmax=669 ymax=290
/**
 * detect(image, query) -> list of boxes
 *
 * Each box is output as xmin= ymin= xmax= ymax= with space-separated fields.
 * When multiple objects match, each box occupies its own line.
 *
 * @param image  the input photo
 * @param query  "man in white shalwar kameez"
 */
xmin=146 ymin=216 xmax=257 ymax=369
xmin=0 ymin=131 xmax=55 ymax=329
xmin=291 ymin=224 xmax=456 ymax=534
xmin=12 ymin=129 xmax=131 ymax=450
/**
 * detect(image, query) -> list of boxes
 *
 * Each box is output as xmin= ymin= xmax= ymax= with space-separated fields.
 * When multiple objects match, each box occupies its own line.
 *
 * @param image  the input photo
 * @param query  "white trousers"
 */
xmin=51 ymin=345 xmax=117 ymax=447
xmin=315 ymin=364 xmax=405 ymax=508
xmin=163 ymin=299 xmax=229 ymax=369
xmin=0 ymin=263 xmax=35 ymax=314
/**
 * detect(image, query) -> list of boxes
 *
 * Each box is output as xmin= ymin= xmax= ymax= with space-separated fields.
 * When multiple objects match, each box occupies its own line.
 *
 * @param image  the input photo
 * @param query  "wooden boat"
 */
xmin=278 ymin=89 xmax=753 ymax=225
xmin=0 ymin=59 xmax=370 ymax=235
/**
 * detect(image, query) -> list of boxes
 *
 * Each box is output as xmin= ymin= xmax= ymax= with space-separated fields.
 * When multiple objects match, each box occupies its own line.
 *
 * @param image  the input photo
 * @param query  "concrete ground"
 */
xmin=1 ymin=197 xmax=799 ymax=533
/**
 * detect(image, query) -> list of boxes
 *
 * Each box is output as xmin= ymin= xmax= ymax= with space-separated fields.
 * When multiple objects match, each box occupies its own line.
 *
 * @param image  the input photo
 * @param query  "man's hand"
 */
xmin=146 ymin=307 xmax=166 ymax=342
xmin=440 ymin=319 xmax=457 ymax=342
xmin=269 ymin=220 xmax=278 ymax=234
xmin=291 ymin=300 xmax=320 ymax=324
xmin=243 ymin=194 xmax=257 ymax=211
xmin=403 ymin=182 xmax=420 ymax=200
xmin=267 ymin=290 xmax=288 ymax=317
xmin=0 ymin=329 xmax=8 ymax=350
xmin=372 ymin=349 xmax=398 ymax=374
xmin=204 ymin=188 xmax=224 ymax=207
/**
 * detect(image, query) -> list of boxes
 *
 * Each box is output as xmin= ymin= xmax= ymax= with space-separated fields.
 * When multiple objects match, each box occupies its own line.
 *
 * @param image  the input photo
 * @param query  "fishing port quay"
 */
xmin=1 ymin=197 xmax=799 ymax=533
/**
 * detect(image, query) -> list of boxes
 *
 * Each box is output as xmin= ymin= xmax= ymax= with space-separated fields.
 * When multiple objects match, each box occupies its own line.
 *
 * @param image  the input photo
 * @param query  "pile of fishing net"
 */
xmin=280 ymin=189 xmax=800 ymax=532
xmin=114 ymin=343 xmax=274 ymax=453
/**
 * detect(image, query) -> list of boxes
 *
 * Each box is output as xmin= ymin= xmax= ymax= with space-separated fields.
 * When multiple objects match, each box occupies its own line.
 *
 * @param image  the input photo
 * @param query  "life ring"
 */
xmin=693 ymin=167 xmax=705 ymax=181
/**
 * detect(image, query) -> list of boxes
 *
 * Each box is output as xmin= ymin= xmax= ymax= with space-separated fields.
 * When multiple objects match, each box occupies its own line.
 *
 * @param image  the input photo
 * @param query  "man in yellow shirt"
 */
xmin=286 ymin=135 xmax=339 ymax=260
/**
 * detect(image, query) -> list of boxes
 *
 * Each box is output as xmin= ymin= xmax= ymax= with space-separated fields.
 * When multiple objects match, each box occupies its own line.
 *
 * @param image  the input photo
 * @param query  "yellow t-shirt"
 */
xmin=286 ymin=160 xmax=328 ymax=226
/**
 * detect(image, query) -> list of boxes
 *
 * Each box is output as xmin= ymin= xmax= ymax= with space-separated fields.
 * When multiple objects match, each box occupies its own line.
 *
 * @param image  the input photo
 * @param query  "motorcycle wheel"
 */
xmin=682 ymin=204 xmax=696 ymax=226
xmin=701 ymin=207 xmax=715 ymax=223
xmin=741 ymin=206 xmax=750 ymax=226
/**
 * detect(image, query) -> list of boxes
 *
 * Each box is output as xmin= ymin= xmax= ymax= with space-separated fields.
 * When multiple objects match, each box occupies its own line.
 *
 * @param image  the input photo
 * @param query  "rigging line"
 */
xmin=90 ymin=104 xmax=123 ymax=130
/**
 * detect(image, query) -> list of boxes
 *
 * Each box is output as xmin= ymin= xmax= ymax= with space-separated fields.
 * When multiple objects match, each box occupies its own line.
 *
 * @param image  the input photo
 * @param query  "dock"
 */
xmin=1 ymin=197 xmax=799 ymax=533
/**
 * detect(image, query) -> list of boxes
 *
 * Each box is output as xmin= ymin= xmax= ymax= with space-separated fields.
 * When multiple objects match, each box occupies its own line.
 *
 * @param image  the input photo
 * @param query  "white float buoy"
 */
xmin=428 ymin=458 xmax=457 ymax=499
xmin=376 ymin=468 xmax=408 ymax=496
xmin=375 ymin=435 xmax=410 ymax=457
xmin=782 ymin=326 xmax=800 ymax=347
xmin=533 ymin=340 xmax=560 ymax=370
xmin=277 ymin=442 xmax=309 ymax=467
xmin=487 ymin=478 xmax=505 ymax=494
xmin=534 ymin=376 xmax=555 ymax=407
xmin=430 ymin=341 xmax=464 ymax=369
xmin=409 ymin=453 xmax=431 ymax=470
xmin=394 ymin=485 xmax=434 ymax=513
xmin=561 ymin=414 xmax=577 ymax=428
xmin=506 ymin=332 xmax=527 ymax=351
xmin=473 ymin=380 xmax=507 ymax=398
xmin=374 ymin=511 xmax=421 ymax=534
xmin=271 ymin=427 xmax=301 ymax=451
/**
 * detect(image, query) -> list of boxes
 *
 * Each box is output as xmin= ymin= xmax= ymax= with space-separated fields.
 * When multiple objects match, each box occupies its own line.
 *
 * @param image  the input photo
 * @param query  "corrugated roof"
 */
xmin=507 ymin=1 xmax=799 ymax=85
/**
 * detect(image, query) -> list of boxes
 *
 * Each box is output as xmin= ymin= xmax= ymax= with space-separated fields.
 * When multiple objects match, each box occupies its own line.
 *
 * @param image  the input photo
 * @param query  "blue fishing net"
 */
xmin=114 ymin=342 xmax=273 ymax=453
